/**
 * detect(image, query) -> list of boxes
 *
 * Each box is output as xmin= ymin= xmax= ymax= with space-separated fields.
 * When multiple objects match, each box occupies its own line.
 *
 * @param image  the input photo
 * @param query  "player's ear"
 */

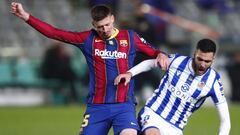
xmin=193 ymin=51 xmax=196 ymax=57
xmin=213 ymin=55 xmax=215 ymax=60
xmin=92 ymin=21 xmax=95 ymax=27
xmin=111 ymin=15 xmax=114 ymax=23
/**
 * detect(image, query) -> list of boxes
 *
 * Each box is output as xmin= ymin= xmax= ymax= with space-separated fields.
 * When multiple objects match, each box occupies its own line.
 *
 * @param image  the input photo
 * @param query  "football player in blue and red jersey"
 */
xmin=11 ymin=2 xmax=169 ymax=135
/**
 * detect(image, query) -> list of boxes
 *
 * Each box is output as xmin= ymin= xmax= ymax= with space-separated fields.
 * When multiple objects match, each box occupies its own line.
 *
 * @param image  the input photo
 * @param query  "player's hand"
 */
xmin=155 ymin=52 xmax=169 ymax=70
xmin=114 ymin=72 xmax=132 ymax=86
xmin=11 ymin=2 xmax=29 ymax=21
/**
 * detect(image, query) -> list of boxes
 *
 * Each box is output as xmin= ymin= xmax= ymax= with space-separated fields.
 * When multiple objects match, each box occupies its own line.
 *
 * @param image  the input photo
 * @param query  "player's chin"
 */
xmin=198 ymin=70 xmax=206 ymax=75
xmin=102 ymin=34 xmax=110 ymax=39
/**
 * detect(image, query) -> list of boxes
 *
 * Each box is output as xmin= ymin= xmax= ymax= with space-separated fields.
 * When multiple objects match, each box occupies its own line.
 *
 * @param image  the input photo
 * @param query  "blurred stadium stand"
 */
xmin=1 ymin=0 xmax=240 ymax=106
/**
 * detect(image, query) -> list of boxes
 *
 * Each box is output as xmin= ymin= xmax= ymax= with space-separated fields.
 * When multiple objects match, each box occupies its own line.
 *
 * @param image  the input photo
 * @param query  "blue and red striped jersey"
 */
xmin=27 ymin=15 xmax=160 ymax=104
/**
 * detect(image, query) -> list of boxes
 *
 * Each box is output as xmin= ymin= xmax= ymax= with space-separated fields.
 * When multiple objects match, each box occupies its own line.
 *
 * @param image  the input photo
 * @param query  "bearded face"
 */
xmin=193 ymin=50 xmax=215 ymax=76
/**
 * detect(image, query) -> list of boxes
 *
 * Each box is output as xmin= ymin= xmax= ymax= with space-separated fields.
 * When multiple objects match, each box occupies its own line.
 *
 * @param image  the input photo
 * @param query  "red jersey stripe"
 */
xmin=92 ymin=37 xmax=107 ymax=103
xmin=116 ymin=31 xmax=131 ymax=102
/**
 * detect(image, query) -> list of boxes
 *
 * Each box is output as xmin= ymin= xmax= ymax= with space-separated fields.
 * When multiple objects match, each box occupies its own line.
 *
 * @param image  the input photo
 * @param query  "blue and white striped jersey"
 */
xmin=145 ymin=53 xmax=226 ymax=130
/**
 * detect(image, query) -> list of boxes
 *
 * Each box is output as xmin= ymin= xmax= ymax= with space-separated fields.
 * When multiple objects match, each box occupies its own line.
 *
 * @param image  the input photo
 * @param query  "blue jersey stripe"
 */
xmin=146 ymin=74 xmax=168 ymax=107
xmin=171 ymin=57 xmax=190 ymax=86
xmin=191 ymin=90 xmax=201 ymax=98
xmin=105 ymin=39 xmax=118 ymax=102
xmin=185 ymin=74 xmax=194 ymax=85
xmin=192 ymin=96 xmax=207 ymax=112
xmin=80 ymin=31 xmax=96 ymax=103
xmin=127 ymin=30 xmax=137 ymax=102
xmin=128 ymin=30 xmax=136 ymax=69
xmin=202 ymin=69 xmax=211 ymax=82
xmin=175 ymin=102 xmax=191 ymax=127
xmin=156 ymin=90 xmax=171 ymax=115
xmin=166 ymin=97 xmax=181 ymax=121
xmin=209 ymin=78 xmax=219 ymax=103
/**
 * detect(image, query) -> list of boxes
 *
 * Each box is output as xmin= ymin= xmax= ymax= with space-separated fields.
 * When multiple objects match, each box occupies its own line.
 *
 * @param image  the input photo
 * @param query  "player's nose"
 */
xmin=103 ymin=26 xmax=108 ymax=32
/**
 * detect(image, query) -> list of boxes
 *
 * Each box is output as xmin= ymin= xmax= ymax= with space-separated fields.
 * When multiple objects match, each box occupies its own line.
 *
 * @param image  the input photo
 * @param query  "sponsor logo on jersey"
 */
xmin=95 ymin=49 xmax=127 ymax=59
xmin=176 ymin=70 xmax=182 ymax=76
xmin=130 ymin=122 xmax=137 ymax=126
xmin=181 ymin=83 xmax=190 ymax=92
xmin=169 ymin=84 xmax=194 ymax=102
xmin=95 ymin=39 xmax=104 ymax=43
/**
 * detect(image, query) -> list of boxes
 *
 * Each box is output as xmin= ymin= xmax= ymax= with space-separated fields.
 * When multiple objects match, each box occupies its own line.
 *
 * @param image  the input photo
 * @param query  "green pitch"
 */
xmin=0 ymin=104 xmax=239 ymax=135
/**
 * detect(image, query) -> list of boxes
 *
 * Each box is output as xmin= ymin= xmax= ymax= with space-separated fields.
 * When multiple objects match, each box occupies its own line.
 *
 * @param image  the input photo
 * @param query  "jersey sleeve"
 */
xmin=128 ymin=53 xmax=177 ymax=76
xmin=128 ymin=59 xmax=156 ymax=77
xmin=133 ymin=32 xmax=160 ymax=57
xmin=210 ymin=76 xmax=226 ymax=105
xmin=216 ymin=102 xmax=231 ymax=135
xmin=26 ymin=15 xmax=90 ymax=45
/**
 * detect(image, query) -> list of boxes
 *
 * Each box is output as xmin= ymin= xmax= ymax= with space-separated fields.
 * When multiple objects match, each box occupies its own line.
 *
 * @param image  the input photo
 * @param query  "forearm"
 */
xmin=128 ymin=59 xmax=156 ymax=77
xmin=216 ymin=102 xmax=231 ymax=135
xmin=11 ymin=2 xmax=84 ymax=44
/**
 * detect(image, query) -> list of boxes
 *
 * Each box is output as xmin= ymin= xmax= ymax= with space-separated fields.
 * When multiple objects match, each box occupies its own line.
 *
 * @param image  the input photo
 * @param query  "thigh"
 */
xmin=80 ymin=119 xmax=111 ymax=135
xmin=119 ymin=128 xmax=137 ymax=135
xmin=79 ymin=105 xmax=112 ymax=135
xmin=112 ymin=103 xmax=139 ymax=135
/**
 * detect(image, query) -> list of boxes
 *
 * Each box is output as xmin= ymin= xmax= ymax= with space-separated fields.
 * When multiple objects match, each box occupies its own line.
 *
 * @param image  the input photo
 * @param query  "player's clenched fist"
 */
xmin=10 ymin=2 xmax=29 ymax=21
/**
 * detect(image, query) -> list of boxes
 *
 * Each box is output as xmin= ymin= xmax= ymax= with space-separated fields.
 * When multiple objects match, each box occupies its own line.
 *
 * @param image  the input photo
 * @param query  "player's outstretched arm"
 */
xmin=10 ymin=2 xmax=85 ymax=45
xmin=11 ymin=2 xmax=29 ymax=21
xmin=114 ymin=59 xmax=157 ymax=86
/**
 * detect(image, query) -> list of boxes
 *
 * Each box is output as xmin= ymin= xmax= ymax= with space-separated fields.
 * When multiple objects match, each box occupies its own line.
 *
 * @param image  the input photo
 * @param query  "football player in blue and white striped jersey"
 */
xmin=115 ymin=39 xmax=230 ymax=135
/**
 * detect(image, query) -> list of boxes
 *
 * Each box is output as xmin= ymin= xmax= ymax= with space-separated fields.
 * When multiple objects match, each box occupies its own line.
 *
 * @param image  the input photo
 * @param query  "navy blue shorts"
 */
xmin=79 ymin=102 xmax=139 ymax=135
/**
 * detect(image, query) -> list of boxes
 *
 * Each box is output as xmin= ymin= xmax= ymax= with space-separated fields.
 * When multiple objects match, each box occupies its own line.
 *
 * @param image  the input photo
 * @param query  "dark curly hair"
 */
xmin=196 ymin=39 xmax=216 ymax=54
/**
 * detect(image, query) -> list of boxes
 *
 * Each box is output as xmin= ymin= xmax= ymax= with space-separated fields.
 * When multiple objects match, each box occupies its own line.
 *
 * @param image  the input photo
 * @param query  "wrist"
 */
xmin=22 ymin=12 xmax=30 ymax=21
xmin=126 ymin=72 xmax=133 ymax=77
